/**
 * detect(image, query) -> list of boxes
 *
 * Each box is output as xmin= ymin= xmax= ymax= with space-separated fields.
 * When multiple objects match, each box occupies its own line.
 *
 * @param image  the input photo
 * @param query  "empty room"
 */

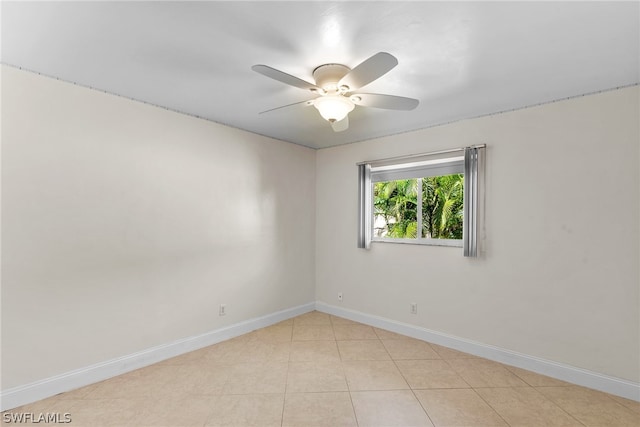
xmin=1 ymin=1 xmax=639 ymax=426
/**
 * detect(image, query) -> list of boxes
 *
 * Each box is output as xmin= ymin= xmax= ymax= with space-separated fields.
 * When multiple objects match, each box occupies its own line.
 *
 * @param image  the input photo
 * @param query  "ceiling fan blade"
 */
xmin=252 ymin=64 xmax=321 ymax=91
xmin=351 ymin=93 xmax=419 ymax=110
xmin=259 ymin=99 xmax=314 ymax=114
xmin=339 ymin=52 xmax=398 ymax=90
xmin=331 ymin=115 xmax=349 ymax=132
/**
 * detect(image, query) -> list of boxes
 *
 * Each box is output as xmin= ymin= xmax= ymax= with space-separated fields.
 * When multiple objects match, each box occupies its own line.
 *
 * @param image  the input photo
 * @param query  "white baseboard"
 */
xmin=315 ymin=302 xmax=640 ymax=402
xmin=0 ymin=302 xmax=315 ymax=411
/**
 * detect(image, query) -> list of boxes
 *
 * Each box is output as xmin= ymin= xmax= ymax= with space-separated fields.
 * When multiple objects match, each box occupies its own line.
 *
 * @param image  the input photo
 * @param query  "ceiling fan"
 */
xmin=252 ymin=52 xmax=419 ymax=132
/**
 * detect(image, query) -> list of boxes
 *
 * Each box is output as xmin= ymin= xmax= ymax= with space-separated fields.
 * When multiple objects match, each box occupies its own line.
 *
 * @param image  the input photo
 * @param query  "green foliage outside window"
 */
xmin=373 ymin=174 xmax=464 ymax=239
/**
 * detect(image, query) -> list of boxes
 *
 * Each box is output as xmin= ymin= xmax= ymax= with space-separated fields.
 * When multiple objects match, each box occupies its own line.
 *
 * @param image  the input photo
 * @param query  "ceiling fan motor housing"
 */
xmin=312 ymin=63 xmax=351 ymax=92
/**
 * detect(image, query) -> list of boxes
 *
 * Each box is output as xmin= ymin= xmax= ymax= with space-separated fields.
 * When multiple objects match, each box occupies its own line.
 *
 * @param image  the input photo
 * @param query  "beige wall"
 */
xmin=315 ymin=86 xmax=639 ymax=382
xmin=2 ymin=65 xmax=638 ymax=391
xmin=1 ymin=66 xmax=316 ymax=388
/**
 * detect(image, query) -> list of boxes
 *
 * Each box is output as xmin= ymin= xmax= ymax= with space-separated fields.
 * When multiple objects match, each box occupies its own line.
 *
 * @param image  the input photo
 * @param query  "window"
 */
xmin=372 ymin=157 xmax=464 ymax=246
xmin=358 ymin=146 xmax=484 ymax=256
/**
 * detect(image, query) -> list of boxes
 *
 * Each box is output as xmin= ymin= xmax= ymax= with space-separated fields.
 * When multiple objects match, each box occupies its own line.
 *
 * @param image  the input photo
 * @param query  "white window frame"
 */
xmin=372 ymin=158 xmax=464 ymax=247
xmin=357 ymin=145 xmax=484 ymax=257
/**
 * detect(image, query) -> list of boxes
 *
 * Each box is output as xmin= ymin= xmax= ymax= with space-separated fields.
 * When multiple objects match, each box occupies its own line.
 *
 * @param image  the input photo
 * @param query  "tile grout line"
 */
xmin=280 ymin=332 xmax=292 ymax=427
xmin=467 ymin=386 xmax=514 ymax=427
xmin=280 ymin=318 xmax=298 ymax=427
xmin=332 ymin=315 xmax=361 ymax=427
xmin=529 ymin=387 xmax=588 ymax=427
xmin=438 ymin=356 xmax=517 ymax=427
xmin=486 ymin=365 xmax=588 ymax=427
xmin=466 ymin=380 xmax=589 ymax=427
xmin=390 ymin=342 xmax=439 ymax=427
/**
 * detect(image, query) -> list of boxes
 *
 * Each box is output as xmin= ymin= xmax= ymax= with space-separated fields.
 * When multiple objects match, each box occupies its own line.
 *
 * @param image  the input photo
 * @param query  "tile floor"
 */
xmin=3 ymin=311 xmax=639 ymax=426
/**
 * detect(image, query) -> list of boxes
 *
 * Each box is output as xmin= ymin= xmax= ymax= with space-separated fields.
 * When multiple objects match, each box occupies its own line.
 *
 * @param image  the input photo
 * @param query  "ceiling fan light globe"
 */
xmin=313 ymin=96 xmax=355 ymax=123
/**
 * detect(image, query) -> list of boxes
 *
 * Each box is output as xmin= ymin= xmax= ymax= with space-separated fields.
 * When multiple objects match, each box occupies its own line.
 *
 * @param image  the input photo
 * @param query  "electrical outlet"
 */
xmin=338 ymin=292 xmax=343 ymax=302
xmin=219 ymin=304 xmax=226 ymax=316
xmin=410 ymin=303 xmax=417 ymax=314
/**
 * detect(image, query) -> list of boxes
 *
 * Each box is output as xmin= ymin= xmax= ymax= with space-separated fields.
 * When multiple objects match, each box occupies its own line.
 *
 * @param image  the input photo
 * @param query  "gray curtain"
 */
xmin=463 ymin=146 xmax=480 ymax=257
xmin=357 ymin=163 xmax=372 ymax=249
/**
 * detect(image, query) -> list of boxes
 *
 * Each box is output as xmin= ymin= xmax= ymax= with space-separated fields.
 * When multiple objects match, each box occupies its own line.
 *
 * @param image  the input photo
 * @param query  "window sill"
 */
xmin=371 ymin=238 xmax=463 ymax=247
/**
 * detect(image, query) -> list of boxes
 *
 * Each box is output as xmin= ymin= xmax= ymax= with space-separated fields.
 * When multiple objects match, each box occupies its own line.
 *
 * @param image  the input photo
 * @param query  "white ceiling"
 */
xmin=2 ymin=1 xmax=639 ymax=149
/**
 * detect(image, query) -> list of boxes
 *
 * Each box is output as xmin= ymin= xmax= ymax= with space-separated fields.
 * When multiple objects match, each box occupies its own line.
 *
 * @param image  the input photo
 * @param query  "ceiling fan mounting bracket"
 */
xmin=312 ymin=63 xmax=351 ymax=92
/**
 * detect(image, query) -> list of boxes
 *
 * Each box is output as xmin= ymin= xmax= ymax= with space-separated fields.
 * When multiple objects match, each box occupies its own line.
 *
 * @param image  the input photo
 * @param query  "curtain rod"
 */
xmin=356 ymin=144 xmax=485 ymax=166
